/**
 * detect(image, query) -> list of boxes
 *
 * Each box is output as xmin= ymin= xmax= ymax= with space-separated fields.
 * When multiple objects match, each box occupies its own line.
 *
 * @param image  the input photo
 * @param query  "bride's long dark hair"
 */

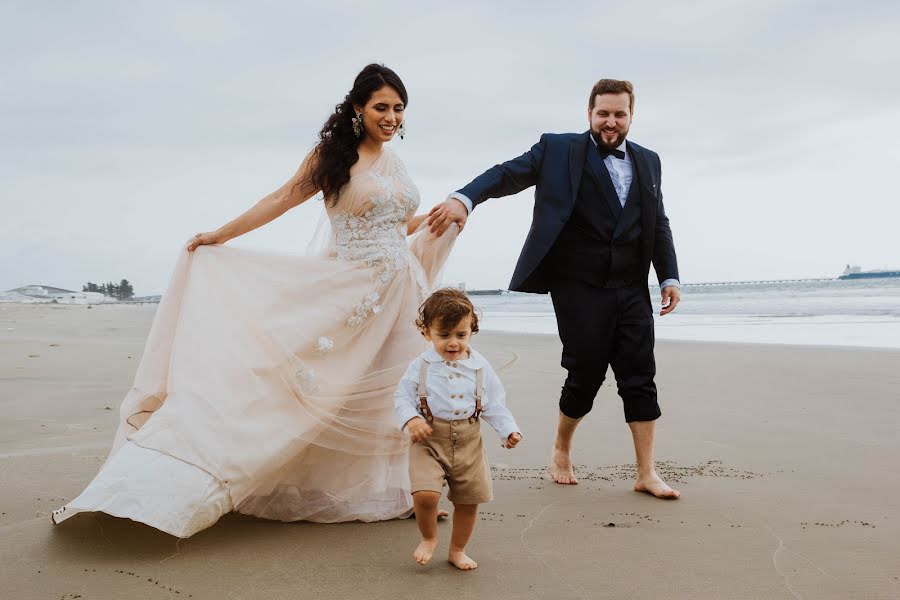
xmin=309 ymin=64 xmax=408 ymax=204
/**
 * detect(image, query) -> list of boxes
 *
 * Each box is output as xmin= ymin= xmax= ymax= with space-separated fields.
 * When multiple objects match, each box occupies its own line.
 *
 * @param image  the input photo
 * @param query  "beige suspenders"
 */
xmin=417 ymin=360 xmax=483 ymax=423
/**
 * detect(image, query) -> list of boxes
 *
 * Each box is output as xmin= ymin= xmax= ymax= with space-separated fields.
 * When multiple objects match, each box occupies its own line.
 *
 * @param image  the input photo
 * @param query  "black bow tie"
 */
xmin=597 ymin=145 xmax=626 ymax=160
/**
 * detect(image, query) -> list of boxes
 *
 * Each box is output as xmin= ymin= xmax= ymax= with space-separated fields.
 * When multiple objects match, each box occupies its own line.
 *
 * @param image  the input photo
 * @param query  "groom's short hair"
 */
xmin=589 ymin=79 xmax=634 ymax=113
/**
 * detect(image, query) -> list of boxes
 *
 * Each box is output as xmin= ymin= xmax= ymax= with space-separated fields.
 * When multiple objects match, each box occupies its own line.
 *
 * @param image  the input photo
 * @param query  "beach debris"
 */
xmin=801 ymin=520 xmax=875 ymax=529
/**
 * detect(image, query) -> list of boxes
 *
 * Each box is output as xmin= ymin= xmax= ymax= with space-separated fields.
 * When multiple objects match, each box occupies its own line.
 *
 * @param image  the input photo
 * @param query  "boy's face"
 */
xmin=424 ymin=315 xmax=473 ymax=361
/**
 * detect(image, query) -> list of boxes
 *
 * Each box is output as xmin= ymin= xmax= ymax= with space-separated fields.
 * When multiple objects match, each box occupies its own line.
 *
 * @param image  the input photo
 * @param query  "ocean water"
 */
xmin=470 ymin=278 xmax=900 ymax=349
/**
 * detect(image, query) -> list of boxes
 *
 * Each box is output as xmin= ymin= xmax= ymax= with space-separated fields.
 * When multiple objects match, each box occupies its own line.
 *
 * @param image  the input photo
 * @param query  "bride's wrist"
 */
xmin=215 ymin=227 xmax=233 ymax=243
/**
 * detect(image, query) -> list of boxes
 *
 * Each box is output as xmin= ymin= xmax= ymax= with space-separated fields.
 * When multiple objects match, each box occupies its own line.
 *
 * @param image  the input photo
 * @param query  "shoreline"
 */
xmin=5 ymin=302 xmax=900 ymax=352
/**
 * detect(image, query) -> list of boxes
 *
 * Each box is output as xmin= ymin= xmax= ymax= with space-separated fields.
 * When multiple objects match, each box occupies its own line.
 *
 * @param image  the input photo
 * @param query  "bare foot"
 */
xmin=549 ymin=447 xmax=578 ymax=484
xmin=634 ymin=473 xmax=680 ymax=499
xmin=448 ymin=549 xmax=478 ymax=570
xmin=413 ymin=539 xmax=438 ymax=565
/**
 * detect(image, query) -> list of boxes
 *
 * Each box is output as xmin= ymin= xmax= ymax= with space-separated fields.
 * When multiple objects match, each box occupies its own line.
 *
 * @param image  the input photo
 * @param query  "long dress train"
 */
xmin=52 ymin=148 xmax=457 ymax=537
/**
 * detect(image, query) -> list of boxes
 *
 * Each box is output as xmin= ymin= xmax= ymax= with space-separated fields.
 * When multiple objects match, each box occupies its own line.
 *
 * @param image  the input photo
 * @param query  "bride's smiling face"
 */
xmin=355 ymin=85 xmax=405 ymax=143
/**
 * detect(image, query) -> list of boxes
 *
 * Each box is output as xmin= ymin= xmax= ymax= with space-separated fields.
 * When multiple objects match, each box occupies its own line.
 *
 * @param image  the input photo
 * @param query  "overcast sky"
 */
xmin=2 ymin=0 xmax=899 ymax=294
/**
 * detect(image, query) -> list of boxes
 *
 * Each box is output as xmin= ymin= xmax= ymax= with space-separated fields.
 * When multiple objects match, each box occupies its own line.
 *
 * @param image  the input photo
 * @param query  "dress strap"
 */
xmin=417 ymin=360 xmax=433 ymax=423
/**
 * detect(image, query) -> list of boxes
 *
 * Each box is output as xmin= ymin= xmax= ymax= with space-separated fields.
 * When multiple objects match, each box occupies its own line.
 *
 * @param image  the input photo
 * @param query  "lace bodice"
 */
xmin=328 ymin=148 xmax=419 ymax=271
xmin=316 ymin=148 xmax=427 ymax=335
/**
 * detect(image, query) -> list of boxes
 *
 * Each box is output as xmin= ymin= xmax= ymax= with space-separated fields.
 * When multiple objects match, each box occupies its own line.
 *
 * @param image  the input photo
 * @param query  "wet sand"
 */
xmin=1 ymin=303 xmax=898 ymax=599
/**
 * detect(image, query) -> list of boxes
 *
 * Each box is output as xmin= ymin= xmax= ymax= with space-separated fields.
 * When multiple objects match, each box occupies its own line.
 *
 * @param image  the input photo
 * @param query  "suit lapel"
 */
xmin=568 ymin=132 xmax=589 ymax=209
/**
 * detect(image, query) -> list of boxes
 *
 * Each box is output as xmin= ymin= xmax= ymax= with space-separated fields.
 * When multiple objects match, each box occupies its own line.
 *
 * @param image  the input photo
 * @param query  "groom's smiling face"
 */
xmin=589 ymin=92 xmax=632 ymax=149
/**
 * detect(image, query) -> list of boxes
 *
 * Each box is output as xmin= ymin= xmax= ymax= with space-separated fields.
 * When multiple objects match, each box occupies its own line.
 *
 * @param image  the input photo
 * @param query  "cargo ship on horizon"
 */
xmin=839 ymin=265 xmax=900 ymax=280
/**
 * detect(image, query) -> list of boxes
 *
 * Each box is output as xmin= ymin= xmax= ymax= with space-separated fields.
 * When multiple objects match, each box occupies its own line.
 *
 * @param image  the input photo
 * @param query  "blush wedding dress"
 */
xmin=52 ymin=147 xmax=457 ymax=537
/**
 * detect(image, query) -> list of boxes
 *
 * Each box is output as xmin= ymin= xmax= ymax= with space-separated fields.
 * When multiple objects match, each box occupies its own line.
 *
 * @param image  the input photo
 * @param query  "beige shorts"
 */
xmin=409 ymin=416 xmax=493 ymax=505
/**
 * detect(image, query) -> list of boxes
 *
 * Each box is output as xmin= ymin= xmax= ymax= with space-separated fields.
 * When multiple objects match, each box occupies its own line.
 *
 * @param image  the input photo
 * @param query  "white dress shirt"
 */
xmin=450 ymin=137 xmax=679 ymax=290
xmin=590 ymin=137 xmax=632 ymax=206
xmin=394 ymin=347 xmax=521 ymax=442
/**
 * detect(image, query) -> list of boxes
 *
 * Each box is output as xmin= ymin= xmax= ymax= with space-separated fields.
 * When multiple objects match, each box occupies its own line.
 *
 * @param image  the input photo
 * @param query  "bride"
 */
xmin=52 ymin=64 xmax=458 ymax=538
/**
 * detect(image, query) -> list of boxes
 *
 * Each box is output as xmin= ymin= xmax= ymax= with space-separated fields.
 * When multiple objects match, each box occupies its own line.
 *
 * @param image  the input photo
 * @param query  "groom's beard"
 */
xmin=592 ymin=126 xmax=629 ymax=150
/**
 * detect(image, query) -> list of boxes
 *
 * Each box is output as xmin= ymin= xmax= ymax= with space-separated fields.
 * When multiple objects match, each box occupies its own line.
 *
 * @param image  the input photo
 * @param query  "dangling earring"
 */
xmin=351 ymin=113 xmax=363 ymax=138
xmin=398 ymin=122 xmax=406 ymax=140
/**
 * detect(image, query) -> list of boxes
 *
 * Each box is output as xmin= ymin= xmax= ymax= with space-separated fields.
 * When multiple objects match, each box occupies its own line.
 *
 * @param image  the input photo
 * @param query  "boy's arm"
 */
xmin=393 ymin=360 xmax=424 ymax=431
xmin=478 ymin=365 xmax=522 ymax=443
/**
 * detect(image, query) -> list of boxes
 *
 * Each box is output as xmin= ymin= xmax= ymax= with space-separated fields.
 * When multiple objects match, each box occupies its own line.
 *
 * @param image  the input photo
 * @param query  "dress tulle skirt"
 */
xmin=53 ymin=221 xmax=457 ymax=537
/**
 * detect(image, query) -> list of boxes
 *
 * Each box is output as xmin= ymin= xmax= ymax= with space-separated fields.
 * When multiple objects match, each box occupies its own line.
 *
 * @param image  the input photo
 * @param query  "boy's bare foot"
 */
xmin=549 ymin=447 xmax=577 ymax=484
xmin=413 ymin=539 xmax=438 ymax=565
xmin=634 ymin=473 xmax=680 ymax=499
xmin=448 ymin=549 xmax=478 ymax=570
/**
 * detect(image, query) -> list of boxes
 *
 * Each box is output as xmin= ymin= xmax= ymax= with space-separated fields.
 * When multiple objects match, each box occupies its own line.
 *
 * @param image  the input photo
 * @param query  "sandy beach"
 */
xmin=1 ymin=303 xmax=898 ymax=599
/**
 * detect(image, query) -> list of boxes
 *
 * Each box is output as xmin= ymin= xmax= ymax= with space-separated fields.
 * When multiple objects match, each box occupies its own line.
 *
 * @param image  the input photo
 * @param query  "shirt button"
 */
xmin=445 ymin=361 xmax=451 ymax=366
xmin=454 ymin=410 xmax=461 ymax=415
xmin=452 ymin=363 xmax=458 ymax=368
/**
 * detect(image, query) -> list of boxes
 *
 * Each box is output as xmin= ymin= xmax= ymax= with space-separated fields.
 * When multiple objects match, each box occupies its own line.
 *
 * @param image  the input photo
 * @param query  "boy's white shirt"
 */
xmin=394 ymin=347 xmax=521 ymax=442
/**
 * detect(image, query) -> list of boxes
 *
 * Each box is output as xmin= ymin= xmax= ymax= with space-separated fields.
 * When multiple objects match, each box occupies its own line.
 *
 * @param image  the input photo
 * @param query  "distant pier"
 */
xmin=681 ymin=277 xmax=836 ymax=287
xmin=464 ymin=277 xmax=843 ymax=295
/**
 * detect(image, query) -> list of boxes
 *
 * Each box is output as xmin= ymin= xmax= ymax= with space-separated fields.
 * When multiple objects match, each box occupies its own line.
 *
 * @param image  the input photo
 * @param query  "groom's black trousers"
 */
xmin=549 ymin=279 xmax=661 ymax=422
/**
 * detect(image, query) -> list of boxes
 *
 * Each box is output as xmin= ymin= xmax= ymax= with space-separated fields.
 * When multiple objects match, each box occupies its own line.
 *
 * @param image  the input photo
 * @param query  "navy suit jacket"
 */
xmin=457 ymin=131 xmax=679 ymax=293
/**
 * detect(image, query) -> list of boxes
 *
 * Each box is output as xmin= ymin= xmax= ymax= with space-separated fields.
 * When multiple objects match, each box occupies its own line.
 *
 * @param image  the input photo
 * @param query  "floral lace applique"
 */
xmin=295 ymin=363 xmax=319 ymax=393
xmin=347 ymin=291 xmax=381 ymax=328
xmin=316 ymin=336 xmax=334 ymax=354
xmin=330 ymin=152 xmax=421 ymax=329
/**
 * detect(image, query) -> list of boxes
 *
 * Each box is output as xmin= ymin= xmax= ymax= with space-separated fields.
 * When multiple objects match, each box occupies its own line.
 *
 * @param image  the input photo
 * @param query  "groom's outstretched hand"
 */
xmin=660 ymin=286 xmax=681 ymax=316
xmin=428 ymin=197 xmax=469 ymax=236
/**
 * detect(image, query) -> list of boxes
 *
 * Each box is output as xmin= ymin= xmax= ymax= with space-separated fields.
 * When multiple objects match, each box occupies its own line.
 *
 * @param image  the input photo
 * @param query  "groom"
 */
xmin=428 ymin=79 xmax=681 ymax=499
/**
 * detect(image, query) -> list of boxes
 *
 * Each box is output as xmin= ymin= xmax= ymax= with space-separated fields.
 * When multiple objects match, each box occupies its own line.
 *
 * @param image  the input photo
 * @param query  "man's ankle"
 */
xmin=636 ymin=467 xmax=656 ymax=479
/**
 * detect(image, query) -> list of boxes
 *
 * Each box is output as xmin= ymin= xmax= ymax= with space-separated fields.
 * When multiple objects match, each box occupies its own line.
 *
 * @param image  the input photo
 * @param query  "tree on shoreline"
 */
xmin=82 ymin=280 xmax=135 ymax=301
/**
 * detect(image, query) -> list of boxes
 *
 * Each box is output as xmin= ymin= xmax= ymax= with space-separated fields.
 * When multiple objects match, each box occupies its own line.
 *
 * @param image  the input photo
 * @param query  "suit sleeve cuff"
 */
xmin=659 ymin=279 xmax=680 ymax=290
xmin=449 ymin=192 xmax=473 ymax=214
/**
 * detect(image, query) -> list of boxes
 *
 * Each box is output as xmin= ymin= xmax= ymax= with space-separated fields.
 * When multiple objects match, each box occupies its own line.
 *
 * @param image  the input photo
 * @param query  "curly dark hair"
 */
xmin=416 ymin=288 xmax=480 ymax=335
xmin=307 ymin=63 xmax=408 ymax=204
